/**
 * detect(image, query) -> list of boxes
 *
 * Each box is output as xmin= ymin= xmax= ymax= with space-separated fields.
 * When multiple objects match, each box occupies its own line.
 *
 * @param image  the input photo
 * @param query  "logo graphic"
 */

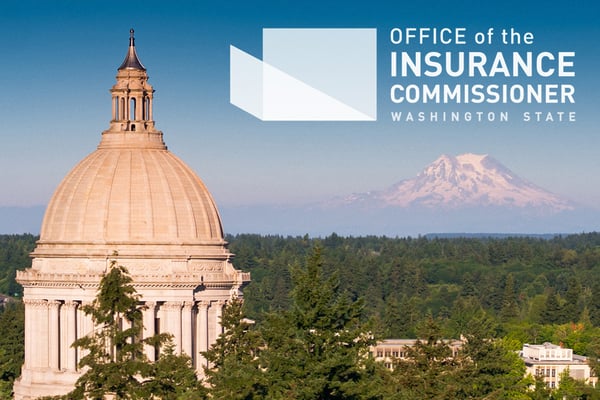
xmin=230 ymin=28 xmax=377 ymax=121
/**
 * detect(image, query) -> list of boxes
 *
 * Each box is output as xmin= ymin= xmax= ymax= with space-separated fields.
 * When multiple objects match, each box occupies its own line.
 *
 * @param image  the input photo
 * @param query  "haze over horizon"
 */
xmin=3 ymin=152 xmax=598 ymax=237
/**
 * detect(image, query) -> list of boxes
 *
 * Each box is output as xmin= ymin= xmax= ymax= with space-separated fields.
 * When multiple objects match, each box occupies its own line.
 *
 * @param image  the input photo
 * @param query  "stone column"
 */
xmin=195 ymin=301 xmax=209 ymax=371
xmin=163 ymin=302 xmax=182 ymax=354
xmin=25 ymin=299 xmax=49 ymax=368
xmin=64 ymin=301 xmax=78 ymax=371
xmin=210 ymin=300 xmax=225 ymax=346
xmin=143 ymin=301 xmax=156 ymax=361
xmin=136 ymin=96 xmax=143 ymax=120
xmin=32 ymin=299 xmax=49 ymax=368
xmin=60 ymin=302 xmax=68 ymax=370
xmin=22 ymin=299 xmax=36 ymax=368
xmin=78 ymin=302 xmax=94 ymax=361
xmin=181 ymin=302 xmax=194 ymax=358
xmin=48 ymin=300 xmax=61 ymax=371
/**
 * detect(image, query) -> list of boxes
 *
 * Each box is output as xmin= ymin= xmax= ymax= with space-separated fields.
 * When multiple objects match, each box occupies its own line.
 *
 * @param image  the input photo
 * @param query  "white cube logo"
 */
xmin=231 ymin=28 xmax=377 ymax=121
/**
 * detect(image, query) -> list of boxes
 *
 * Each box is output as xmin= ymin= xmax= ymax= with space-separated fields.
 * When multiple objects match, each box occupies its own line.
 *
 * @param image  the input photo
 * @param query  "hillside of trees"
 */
xmin=0 ymin=234 xmax=36 ymax=297
xmin=229 ymin=232 xmax=600 ymax=351
xmin=2 ymin=232 xmax=600 ymax=347
xmin=1 ymin=232 xmax=600 ymax=398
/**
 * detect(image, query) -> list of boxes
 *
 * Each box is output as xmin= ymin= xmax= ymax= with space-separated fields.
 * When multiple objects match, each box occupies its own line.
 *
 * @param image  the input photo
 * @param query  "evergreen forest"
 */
xmin=1 ymin=232 xmax=600 ymax=398
xmin=229 ymin=232 xmax=600 ymax=345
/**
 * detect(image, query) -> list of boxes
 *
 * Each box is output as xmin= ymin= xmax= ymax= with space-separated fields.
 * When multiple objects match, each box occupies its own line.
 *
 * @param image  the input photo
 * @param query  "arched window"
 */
xmin=114 ymin=97 xmax=119 ymax=120
xmin=130 ymin=98 xmax=136 ymax=121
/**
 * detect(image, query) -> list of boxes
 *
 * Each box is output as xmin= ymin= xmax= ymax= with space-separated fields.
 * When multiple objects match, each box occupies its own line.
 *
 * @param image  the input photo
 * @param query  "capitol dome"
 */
xmin=40 ymin=137 xmax=224 ymax=245
xmin=14 ymin=30 xmax=249 ymax=400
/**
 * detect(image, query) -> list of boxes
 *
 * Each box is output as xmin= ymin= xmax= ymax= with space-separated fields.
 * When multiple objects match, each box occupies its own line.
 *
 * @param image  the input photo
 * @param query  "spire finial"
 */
xmin=118 ymin=28 xmax=146 ymax=71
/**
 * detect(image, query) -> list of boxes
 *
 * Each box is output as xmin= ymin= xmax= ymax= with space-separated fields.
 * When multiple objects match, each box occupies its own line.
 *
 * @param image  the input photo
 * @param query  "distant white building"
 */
xmin=373 ymin=339 xmax=597 ymax=390
xmin=520 ymin=342 xmax=597 ymax=389
xmin=371 ymin=338 xmax=463 ymax=370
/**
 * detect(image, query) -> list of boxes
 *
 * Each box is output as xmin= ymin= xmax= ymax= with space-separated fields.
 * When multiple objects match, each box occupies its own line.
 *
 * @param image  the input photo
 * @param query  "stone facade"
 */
xmin=13 ymin=30 xmax=249 ymax=399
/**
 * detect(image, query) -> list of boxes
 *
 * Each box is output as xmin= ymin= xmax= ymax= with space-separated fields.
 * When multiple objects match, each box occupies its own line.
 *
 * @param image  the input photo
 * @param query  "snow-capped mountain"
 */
xmin=337 ymin=153 xmax=573 ymax=212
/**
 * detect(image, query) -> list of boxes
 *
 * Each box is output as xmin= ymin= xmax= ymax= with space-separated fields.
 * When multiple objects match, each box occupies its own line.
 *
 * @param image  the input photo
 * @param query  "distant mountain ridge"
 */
xmin=1 ymin=154 xmax=595 ymax=237
xmin=331 ymin=153 xmax=573 ymax=213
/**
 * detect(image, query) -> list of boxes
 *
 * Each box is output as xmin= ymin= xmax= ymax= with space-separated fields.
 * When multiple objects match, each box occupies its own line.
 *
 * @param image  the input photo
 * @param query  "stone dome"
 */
xmin=39 ymin=146 xmax=224 ymax=245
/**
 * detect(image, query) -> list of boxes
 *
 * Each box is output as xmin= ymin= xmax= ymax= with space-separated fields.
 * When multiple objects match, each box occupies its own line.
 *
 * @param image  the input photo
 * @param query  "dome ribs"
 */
xmin=147 ymin=150 xmax=179 ymax=240
xmin=39 ymin=148 xmax=226 ymax=246
xmin=169 ymin=154 xmax=224 ymax=240
xmin=130 ymin=150 xmax=154 ymax=240
xmin=160 ymin=152 xmax=199 ymax=240
xmin=81 ymin=151 xmax=115 ymax=242
xmin=105 ymin=150 xmax=132 ymax=241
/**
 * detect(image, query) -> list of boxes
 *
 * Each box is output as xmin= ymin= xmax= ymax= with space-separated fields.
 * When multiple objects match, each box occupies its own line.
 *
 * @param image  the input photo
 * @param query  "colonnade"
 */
xmin=22 ymin=298 xmax=226 ymax=373
xmin=112 ymin=95 xmax=153 ymax=122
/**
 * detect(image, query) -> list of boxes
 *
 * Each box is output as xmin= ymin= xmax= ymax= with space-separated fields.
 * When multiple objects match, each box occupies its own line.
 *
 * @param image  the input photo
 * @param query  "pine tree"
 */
xmin=260 ymin=247 xmax=381 ymax=400
xmin=563 ymin=277 xmax=582 ymax=323
xmin=527 ymin=376 xmax=552 ymax=400
xmin=446 ymin=296 xmax=483 ymax=339
xmin=140 ymin=342 xmax=205 ymax=400
xmin=554 ymin=368 xmax=600 ymax=399
xmin=203 ymin=297 xmax=268 ymax=399
xmin=454 ymin=313 xmax=529 ymax=399
xmin=391 ymin=314 xmax=456 ymax=399
xmin=65 ymin=261 xmax=199 ymax=399
xmin=500 ymin=273 xmax=519 ymax=321
xmin=383 ymin=294 xmax=419 ymax=338
xmin=541 ymin=289 xmax=564 ymax=324
xmin=590 ymin=280 xmax=600 ymax=326
xmin=460 ymin=272 xmax=478 ymax=298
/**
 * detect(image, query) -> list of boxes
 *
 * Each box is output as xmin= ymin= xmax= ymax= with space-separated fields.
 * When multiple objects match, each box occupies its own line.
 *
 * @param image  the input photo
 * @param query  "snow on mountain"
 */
xmin=335 ymin=153 xmax=574 ymax=212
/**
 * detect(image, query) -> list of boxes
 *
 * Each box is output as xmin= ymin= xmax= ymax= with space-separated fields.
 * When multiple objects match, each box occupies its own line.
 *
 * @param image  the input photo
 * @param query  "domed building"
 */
xmin=13 ymin=30 xmax=249 ymax=399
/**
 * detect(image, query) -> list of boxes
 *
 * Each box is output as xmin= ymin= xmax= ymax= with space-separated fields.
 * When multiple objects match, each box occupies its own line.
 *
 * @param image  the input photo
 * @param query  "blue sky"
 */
xmin=0 ymin=0 xmax=598 ymax=212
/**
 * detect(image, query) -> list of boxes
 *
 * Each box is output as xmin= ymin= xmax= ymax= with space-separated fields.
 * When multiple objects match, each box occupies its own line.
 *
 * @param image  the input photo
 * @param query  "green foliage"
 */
xmin=389 ymin=315 xmax=457 ymax=399
xmin=456 ymin=337 xmax=529 ymax=399
xmin=527 ymin=376 xmax=552 ymax=400
xmin=0 ymin=301 xmax=24 ymax=399
xmin=205 ymin=247 xmax=382 ymax=400
xmin=67 ymin=262 xmax=149 ymax=399
xmin=3 ymin=232 xmax=600 ymax=398
xmin=0 ymin=234 xmax=37 ymax=297
xmin=541 ymin=289 xmax=565 ymax=325
xmin=500 ymin=273 xmax=520 ymax=321
xmin=563 ymin=277 xmax=582 ymax=322
xmin=141 ymin=342 xmax=205 ymax=400
xmin=554 ymin=368 xmax=600 ymax=399
xmin=590 ymin=281 xmax=600 ymax=326
xmin=65 ymin=261 xmax=200 ymax=400
xmin=224 ymin=232 xmax=600 ymax=347
xmin=203 ymin=298 xmax=268 ymax=399
xmin=259 ymin=247 xmax=380 ymax=400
